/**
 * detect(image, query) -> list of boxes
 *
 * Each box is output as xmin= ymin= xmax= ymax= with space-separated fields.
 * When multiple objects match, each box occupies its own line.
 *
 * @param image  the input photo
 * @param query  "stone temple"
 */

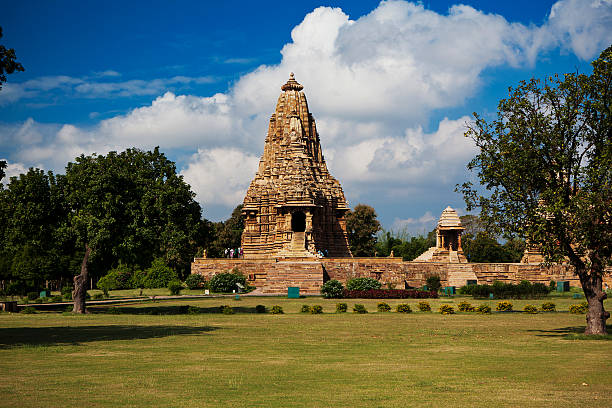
xmin=241 ymin=73 xmax=352 ymax=259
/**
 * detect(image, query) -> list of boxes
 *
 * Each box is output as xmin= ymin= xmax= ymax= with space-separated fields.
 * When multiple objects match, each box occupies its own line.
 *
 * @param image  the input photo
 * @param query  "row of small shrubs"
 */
xmin=459 ymin=280 xmax=550 ymax=299
xmin=321 ymin=278 xmax=437 ymax=299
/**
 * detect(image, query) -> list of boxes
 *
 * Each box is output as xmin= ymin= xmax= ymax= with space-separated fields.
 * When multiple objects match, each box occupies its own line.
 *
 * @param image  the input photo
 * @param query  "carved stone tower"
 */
xmin=241 ymin=73 xmax=352 ymax=259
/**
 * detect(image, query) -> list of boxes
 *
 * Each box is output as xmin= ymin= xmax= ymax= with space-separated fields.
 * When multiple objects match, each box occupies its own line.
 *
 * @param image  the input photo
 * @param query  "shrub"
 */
xmin=396 ymin=303 xmax=412 ymax=313
xmin=142 ymin=259 xmax=178 ymax=289
xmin=187 ymin=306 xmax=200 ymax=315
xmin=476 ymin=304 xmax=491 ymax=314
xmin=523 ymin=304 xmax=538 ymax=314
xmin=458 ymin=301 xmax=475 ymax=312
xmin=464 ymin=281 xmax=549 ymax=299
xmin=185 ymin=274 xmax=206 ymax=290
xmin=255 ymin=305 xmax=267 ymax=314
xmin=26 ymin=292 xmax=39 ymax=301
xmin=342 ymin=289 xmax=438 ymax=299
xmin=61 ymin=285 xmax=73 ymax=300
xmin=21 ymin=306 xmax=36 ymax=314
xmin=93 ymin=293 xmax=104 ymax=300
xmin=336 ymin=303 xmax=348 ymax=313
xmin=51 ymin=295 xmax=63 ymax=302
xmin=310 ymin=305 xmax=323 ymax=314
xmin=353 ymin=304 xmax=368 ymax=314
xmin=271 ymin=305 xmax=284 ymax=314
xmin=426 ymin=276 xmax=442 ymax=293
xmin=300 ymin=305 xmax=311 ymax=313
xmin=439 ymin=304 xmax=455 ymax=315
xmin=418 ymin=301 xmax=431 ymax=312
xmin=346 ymin=277 xmax=382 ymax=291
xmin=97 ymin=263 xmax=135 ymax=293
xmin=569 ymin=302 xmax=588 ymax=314
xmin=377 ymin=302 xmax=391 ymax=312
xmin=496 ymin=301 xmax=513 ymax=312
xmin=220 ymin=305 xmax=234 ymax=314
xmin=321 ymin=279 xmax=344 ymax=298
xmin=168 ymin=280 xmax=183 ymax=296
xmin=541 ymin=302 xmax=556 ymax=312
xmin=549 ymin=280 xmax=556 ymax=291
xmin=209 ymin=270 xmax=247 ymax=293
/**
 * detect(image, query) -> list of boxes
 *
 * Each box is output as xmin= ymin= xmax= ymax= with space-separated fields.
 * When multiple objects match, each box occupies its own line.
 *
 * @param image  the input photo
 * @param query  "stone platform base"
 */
xmin=191 ymin=257 xmax=612 ymax=295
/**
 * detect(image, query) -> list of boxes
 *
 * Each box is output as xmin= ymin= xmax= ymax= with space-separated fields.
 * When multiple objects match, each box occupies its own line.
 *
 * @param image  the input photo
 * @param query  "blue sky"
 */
xmin=1 ymin=0 xmax=611 ymax=233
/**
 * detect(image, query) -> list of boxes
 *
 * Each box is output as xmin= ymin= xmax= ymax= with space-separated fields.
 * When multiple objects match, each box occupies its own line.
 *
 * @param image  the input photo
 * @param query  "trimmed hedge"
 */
xmin=342 ymin=289 xmax=438 ymax=299
xmin=459 ymin=280 xmax=549 ymax=299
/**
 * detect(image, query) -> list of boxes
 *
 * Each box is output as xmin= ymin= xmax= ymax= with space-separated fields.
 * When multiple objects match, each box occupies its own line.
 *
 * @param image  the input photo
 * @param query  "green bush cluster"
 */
xmin=353 ymin=304 xmax=368 ymax=314
xmin=346 ymin=277 xmax=382 ymax=291
xmin=417 ymin=301 xmax=431 ymax=312
xmin=21 ymin=306 xmax=36 ymax=314
xmin=92 ymin=293 xmax=104 ymax=300
xmin=271 ymin=305 xmax=284 ymax=314
xmin=426 ymin=276 xmax=442 ymax=293
xmin=209 ymin=270 xmax=247 ymax=293
xmin=97 ymin=259 xmax=179 ymax=294
xmin=185 ymin=274 xmax=207 ymax=290
xmin=255 ymin=305 xmax=266 ymax=313
xmin=310 ymin=305 xmax=323 ymax=314
xmin=26 ymin=292 xmax=39 ymax=301
xmin=377 ymin=302 xmax=391 ymax=312
xmin=396 ymin=303 xmax=412 ymax=313
xmin=219 ymin=305 xmax=234 ymax=314
xmin=457 ymin=301 xmax=475 ymax=312
xmin=61 ymin=285 xmax=73 ymax=300
xmin=569 ymin=302 xmax=588 ymax=314
xmin=496 ymin=301 xmax=513 ymax=312
xmin=300 ymin=305 xmax=311 ymax=313
xmin=476 ymin=304 xmax=491 ymax=314
xmin=321 ymin=279 xmax=344 ymax=298
xmin=541 ymin=302 xmax=556 ymax=312
xmin=523 ymin=304 xmax=538 ymax=314
xmin=168 ymin=281 xmax=183 ymax=295
xmin=336 ymin=303 xmax=348 ymax=313
xmin=460 ymin=280 xmax=549 ymax=299
xmin=439 ymin=304 xmax=455 ymax=314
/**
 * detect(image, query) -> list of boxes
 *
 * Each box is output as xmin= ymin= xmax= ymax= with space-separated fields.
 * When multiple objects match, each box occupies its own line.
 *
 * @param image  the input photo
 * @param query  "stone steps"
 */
xmin=447 ymin=264 xmax=478 ymax=287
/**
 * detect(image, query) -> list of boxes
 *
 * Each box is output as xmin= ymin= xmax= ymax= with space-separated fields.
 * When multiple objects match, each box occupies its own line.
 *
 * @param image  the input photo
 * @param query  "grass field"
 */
xmin=1 ymin=296 xmax=611 ymax=407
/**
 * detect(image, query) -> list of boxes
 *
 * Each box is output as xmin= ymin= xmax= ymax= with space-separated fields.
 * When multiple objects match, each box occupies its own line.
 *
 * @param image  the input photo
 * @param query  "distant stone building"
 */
xmin=241 ymin=73 xmax=352 ymax=259
xmin=414 ymin=206 xmax=468 ymax=263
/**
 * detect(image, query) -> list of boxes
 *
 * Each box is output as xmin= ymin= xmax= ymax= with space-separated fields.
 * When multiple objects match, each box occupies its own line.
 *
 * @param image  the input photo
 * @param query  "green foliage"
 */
xmin=396 ymin=303 xmax=412 ymax=313
xmin=0 ymin=27 xmax=25 ymax=90
xmin=209 ymin=270 xmax=246 ymax=293
xmin=346 ymin=277 xmax=382 ymax=291
xmin=321 ymin=279 xmax=344 ymax=298
xmin=377 ymin=302 xmax=391 ymax=312
xmin=168 ymin=280 xmax=183 ymax=296
xmin=207 ymin=205 xmax=244 ymax=258
xmin=439 ymin=304 xmax=455 ymax=315
xmin=345 ymin=204 xmax=381 ymax=256
xmin=462 ymin=232 xmax=524 ymax=263
xmin=300 ymin=305 xmax=311 ymax=313
xmin=220 ymin=305 xmax=234 ymax=315
xmin=61 ymin=285 xmax=73 ymax=300
xmin=336 ymin=303 xmax=347 ymax=313
xmin=51 ymin=295 xmax=63 ymax=302
xmin=141 ymin=258 xmax=178 ymax=289
xmin=476 ymin=304 xmax=492 ymax=314
xmin=352 ymin=304 xmax=368 ymax=314
xmin=462 ymin=280 xmax=549 ymax=299
xmin=374 ymin=229 xmax=436 ymax=261
xmin=271 ymin=305 xmax=283 ymax=314
xmin=93 ymin=293 xmax=104 ymax=300
xmin=541 ymin=302 xmax=556 ymax=312
xmin=21 ymin=306 xmax=36 ymax=314
xmin=185 ymin=274 xmax=206 ymax=290
xmin=26 ymin=292 xmax=38 ymax=301
xmin=569 ymin=302 xmax=588 ymax=314
xmin=187 ymin=306 xmax=200 ymax=315
xmin=496 ymin=301 xmax=513 ymax=312
xmin=310 ymin=305 xmax=323 ymax=314
xmin=255 ymin=305 xmax=266 ymax=314
xmin=425 ymin=276 xmax=441 ymax=293
xmin=523 ymin=304 xmax=538 ymax=314
xmin=418 ymin=301 xmax=431 ymax=312
xmin=97 ymin=263 xmax=134 ymax=293
xmin=458 ymin=301 xmax=475 ymax=312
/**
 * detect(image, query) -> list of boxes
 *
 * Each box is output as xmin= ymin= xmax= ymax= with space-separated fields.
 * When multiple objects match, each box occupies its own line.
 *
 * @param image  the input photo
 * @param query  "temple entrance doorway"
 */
xmin=291 ymin=211 xmax=306 ymax=232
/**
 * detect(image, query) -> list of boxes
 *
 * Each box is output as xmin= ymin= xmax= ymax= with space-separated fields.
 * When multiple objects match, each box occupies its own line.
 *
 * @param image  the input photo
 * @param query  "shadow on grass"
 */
xmin=88 ymin=305 xmax=264 ymax=315
xmin=0 ymin=325 xmax=218 ymax=349
xmin=528 ymin=325 xmax=612 ymax=340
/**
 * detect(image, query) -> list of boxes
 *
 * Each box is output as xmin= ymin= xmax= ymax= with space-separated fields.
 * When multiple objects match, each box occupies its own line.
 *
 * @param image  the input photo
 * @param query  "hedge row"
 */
xmin=342 ymin=289 xmax=438 ymax=299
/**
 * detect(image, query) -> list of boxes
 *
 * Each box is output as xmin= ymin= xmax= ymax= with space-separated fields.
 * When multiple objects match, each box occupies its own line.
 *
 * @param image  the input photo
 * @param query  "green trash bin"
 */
xmin=288 ymin=287 xmax=300 ymax=299
xmin=39 ymin=290 xmax=51 ymax=298
xmin=422 ymin=285 xmax=429 ymax=291
xmin=557 ymin=281 xmax=570 ymax=292
xmin=444 ymin=286 xmax=456 ymax=295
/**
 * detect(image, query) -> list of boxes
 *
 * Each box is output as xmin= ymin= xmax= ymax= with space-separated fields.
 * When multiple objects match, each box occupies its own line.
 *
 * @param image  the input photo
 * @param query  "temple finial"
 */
xmin=281 ymin=72 xmax=303 ymax=91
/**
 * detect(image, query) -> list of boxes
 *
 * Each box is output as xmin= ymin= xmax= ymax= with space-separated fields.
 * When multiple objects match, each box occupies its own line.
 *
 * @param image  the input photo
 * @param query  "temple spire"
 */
xmin=281 ymin=72 xmax=304 ymax=92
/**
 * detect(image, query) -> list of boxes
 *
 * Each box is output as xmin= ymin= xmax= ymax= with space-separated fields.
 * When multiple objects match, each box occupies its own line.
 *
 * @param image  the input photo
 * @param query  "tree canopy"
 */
xmin=345 ymin=204 xmax=381 ymax=257
xmin=0 ymin=26 xmax=24 ymax=90
xmin=459 ymin=45 xmax=612 ymax=335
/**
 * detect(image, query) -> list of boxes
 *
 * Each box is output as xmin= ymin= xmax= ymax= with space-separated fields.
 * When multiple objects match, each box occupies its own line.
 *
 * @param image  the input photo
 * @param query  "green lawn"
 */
xmin=1 ymin=296 xmax=610 ymax=408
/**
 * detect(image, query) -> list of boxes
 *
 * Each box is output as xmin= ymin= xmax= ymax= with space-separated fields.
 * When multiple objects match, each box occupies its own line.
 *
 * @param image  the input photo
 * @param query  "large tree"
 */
xmin=459 ymin=46 xmax=612 ymax=335
xmin=65 ymin=147 xmax=203 ymax=313
xmin=345 ymin=204 xmax=381 ymax=257
xmin=0 ymin=26 xmax=24 ymax=90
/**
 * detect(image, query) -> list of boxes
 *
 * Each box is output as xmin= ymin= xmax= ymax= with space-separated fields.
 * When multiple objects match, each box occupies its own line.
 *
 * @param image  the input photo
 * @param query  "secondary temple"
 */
xmin=241 ymin=73 xmax=352 ymax=259
xmin=414 ymin=207 xmax=468 ymax=263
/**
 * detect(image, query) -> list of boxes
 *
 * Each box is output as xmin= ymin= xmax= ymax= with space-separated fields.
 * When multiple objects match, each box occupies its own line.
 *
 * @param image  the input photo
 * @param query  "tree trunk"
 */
xmin=72 ymin=244 xmax=91 ymax=314
xmin=577 ymin=265 xmax=609 ymax=335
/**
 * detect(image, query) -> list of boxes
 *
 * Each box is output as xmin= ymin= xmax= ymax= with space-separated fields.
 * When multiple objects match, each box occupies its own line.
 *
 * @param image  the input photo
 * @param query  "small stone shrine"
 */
xmin=414 ymin=206 xmax=468 ymax=263
xmin=241 ymin=73 xmax=352 ymax=259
